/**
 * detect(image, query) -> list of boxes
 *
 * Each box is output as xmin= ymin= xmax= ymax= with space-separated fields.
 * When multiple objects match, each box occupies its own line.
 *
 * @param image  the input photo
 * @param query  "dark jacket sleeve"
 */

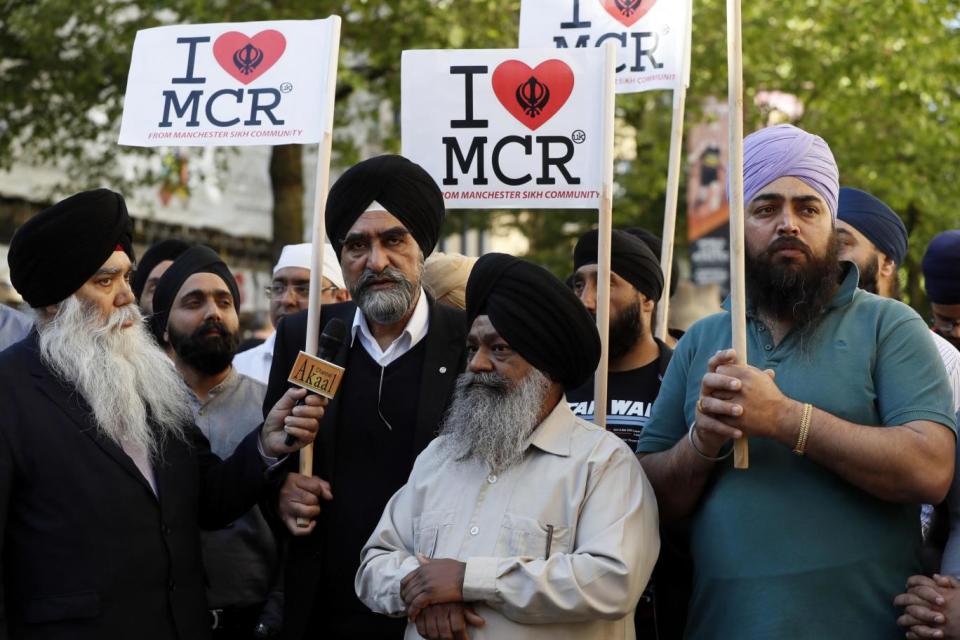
xmin=192 ymin=424 xmax=274 ymax=530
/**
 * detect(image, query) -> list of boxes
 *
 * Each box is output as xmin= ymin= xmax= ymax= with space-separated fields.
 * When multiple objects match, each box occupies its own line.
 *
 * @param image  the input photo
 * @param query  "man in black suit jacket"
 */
xmin=0 ymin=189 xmax=325 ymax=640
xmin=262 ymin=155 xmax=469 ymax=639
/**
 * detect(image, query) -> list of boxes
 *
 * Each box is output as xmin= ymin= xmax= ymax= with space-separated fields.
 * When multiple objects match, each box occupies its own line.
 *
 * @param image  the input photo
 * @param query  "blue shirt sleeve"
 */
xmin=637 ymin=320 xmax=702 ymax=454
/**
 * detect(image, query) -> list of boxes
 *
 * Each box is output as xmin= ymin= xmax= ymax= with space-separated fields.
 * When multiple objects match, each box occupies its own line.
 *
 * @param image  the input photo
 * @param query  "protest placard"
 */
xmin=519 ymin=0 xmax=690 ymax=94
xmin=402 ymin=48 xmax=608 ymax=210
xmin=119 ymin=19 xmax=338 ymax=147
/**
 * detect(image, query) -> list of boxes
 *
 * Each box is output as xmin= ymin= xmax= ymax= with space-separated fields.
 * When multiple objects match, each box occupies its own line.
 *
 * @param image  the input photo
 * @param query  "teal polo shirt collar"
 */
xmin=720 ymin=260 xmax=860 ymax=315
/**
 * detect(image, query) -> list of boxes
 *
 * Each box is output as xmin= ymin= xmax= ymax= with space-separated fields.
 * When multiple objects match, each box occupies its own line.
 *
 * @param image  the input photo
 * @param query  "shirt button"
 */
xmin=758 ymin=325 xmax=765 ymax=332
xmin=764 ymin=344 xmax=772 ymax=351
xmin=470 ymin=526 xmax=479 ymax=536
xmin=487 ymin=474 xmax=497 ymax=484
xmin=439 ymin=366 xmax=447 ymax=374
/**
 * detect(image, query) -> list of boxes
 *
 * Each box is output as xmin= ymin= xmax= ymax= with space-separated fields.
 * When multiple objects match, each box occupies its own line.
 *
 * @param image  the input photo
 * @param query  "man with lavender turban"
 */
xmin=742 ymin=124 xmax=840 ymax=219
xmin=637 ymin=123 xmax=956 ymax=640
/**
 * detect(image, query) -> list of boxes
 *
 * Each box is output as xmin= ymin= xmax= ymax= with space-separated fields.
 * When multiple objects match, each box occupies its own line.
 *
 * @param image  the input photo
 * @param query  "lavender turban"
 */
xmin=742 ymin=124 xmax=839 ymax=219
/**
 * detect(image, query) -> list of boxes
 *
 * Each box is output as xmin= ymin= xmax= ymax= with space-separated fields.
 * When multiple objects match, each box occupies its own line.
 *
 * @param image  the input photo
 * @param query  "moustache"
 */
xmin=192 ymin=320 xmax=232 ymax=340
xmin=458 ymin=371 xmax=512 ymax=393
xmin=765 ymin=237 xmax=813 ymax=259
xmin=356 ymin=267 xmax=407 ymax=293
xmin=95 ymin=303 xmax=143 ymax=334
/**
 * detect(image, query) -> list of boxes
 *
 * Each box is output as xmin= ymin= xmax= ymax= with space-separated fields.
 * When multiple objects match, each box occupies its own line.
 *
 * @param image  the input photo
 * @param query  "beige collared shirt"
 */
xmin=356 ymin=400 xmax=660 ymax=640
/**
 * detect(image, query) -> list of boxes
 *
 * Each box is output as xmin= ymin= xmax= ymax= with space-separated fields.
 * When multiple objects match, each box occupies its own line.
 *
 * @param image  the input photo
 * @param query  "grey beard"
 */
xmin=37 ymin=295 xmax=192 ymax=461
xmin=439 ymin=369 xmax=551 ymax=473
xmin=351 ymin=263 xmax=422 ymax=324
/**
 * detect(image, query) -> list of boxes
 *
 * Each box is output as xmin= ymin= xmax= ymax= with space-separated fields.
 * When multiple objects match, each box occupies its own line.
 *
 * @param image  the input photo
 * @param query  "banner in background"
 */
xmin=686 ymin=98 xmax=731 ymax=297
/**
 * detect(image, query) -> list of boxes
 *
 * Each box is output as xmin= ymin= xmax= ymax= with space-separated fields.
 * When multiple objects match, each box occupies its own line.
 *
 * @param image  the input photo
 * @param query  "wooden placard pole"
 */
xmin=726 ymin=0 xmax=749 ymax=469
xmin=655 ymin=2 xmax=692 ymax=342
xmin=300 ymin=16 xmax=342 ymax=480
xmin=654 ymin=87 xmax=686 ymax=342
xmin=593 ymin=41 xmax=617 ymax=430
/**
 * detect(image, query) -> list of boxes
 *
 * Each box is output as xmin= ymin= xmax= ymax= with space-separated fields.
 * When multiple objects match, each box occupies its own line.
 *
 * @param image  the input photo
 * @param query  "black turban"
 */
xmin=132 ymin=238 xmax=191 ymax=300
xmin=8 ymin=188 xmax=134 ymax=308
xmin=149 ymin=245 xmax=240 ymax=341
xmin=622 ymin=227 xmax=677 ymax=298
xmin=326 ymin=155 xmax=445 ymax=259
xmin=922 ymin=230 xmax=960 ymax=305
xmin=466 ymin=253 xmax=601 ymax=389
xmin=574 ymin=229 xmax=664 ymax=302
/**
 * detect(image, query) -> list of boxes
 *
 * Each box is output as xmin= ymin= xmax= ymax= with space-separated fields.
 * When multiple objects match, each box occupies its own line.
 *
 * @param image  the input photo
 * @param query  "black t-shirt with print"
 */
xmin=566 ymin=360 xmax=661 ymax=451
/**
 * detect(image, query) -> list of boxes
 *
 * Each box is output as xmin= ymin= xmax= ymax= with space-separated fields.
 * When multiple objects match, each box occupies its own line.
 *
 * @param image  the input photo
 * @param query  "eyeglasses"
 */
xmin=265 ymin=283 xmax=310 ymax=299
xmin=265 ymin=283 xmax=342 ymax=300
xmin=931 ymin=316 xmax=960 ymax=333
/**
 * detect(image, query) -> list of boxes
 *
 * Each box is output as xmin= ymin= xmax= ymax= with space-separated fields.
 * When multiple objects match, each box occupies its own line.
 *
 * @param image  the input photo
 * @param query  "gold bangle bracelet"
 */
xmin=793 ymin=403 xmax=813 ymax=455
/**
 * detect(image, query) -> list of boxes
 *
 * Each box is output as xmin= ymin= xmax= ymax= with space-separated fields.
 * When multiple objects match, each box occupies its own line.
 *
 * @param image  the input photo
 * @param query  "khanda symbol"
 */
xmin=233 ymin=43 xmax=265 ymax=76
xmin=516 ymin=76 xmax=550 ymax=118
xmin=615 ymin=0 xmax=644 ymax=17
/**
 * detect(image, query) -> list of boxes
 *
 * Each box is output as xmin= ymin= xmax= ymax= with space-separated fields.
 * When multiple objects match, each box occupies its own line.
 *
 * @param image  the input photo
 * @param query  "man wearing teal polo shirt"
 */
xmin=636 ymin=124 xmax=957 ymax=640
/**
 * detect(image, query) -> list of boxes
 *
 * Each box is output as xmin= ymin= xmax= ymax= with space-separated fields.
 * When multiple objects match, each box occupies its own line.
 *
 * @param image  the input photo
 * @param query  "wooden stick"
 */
xmin=300 ymin=17 xmax=342 ymax=481
xmin=593 ymin=41 xmax=617 ymax=430
xmin=654 ymin=86 xmax=686 ymax=342
xmin=726 ymin=0 xmax=749 ymax=469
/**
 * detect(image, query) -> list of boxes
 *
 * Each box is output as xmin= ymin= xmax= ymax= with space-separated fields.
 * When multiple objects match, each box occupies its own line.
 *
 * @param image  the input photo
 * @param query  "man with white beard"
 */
xmin=355 ymin=253 xmax=660 ymax=640
xmin=0 ymin=189 xmax=326 ymax=640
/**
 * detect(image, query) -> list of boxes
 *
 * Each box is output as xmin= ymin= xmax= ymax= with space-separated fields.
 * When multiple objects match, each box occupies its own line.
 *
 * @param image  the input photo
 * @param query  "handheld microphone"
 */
xmin=283 ymin=317 xmax=348 ymax=446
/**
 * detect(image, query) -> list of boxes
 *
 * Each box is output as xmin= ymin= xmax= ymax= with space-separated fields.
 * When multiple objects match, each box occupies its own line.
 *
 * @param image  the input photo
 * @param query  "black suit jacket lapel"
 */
xmin=26 ymin=338 xmax=158 ymax=499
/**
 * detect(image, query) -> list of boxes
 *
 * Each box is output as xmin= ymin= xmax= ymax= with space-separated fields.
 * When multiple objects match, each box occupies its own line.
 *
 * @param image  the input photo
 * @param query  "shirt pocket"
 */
xmin=498 ymin=513 xmax=573 ymax=560
xmin=412 ymin=509 xmax=458 ymax=558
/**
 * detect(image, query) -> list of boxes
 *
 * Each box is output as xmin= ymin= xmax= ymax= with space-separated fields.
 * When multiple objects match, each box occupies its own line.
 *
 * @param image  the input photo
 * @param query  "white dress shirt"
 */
xmin=351 ymin=288 xmax=430 ymax=367
xmin=232 ymin=332 xmax=276 ymax=386
xmin=356 ymin=400 xmax=660 ymax=640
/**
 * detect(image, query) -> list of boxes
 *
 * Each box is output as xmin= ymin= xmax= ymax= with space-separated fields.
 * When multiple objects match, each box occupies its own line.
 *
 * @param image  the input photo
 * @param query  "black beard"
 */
xmin=168 ymin=320 xmax=239 ymax=376
xmin=744 ymin=233 xmax=842 ymax=335
xmin=608 ymin=300 xmax=645 ymax=360
xmin=857 ymin=257 xmax=880 ymax=295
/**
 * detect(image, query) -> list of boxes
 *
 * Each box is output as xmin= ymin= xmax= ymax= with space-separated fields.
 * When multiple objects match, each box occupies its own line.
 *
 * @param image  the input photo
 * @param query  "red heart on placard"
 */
xmin=600 ymin=0 xmax=657 ymax=27
xmin=491 ymin=60 xmax=575 ymax=131
xmin=213 ymin=30 xmax=286 ymax=85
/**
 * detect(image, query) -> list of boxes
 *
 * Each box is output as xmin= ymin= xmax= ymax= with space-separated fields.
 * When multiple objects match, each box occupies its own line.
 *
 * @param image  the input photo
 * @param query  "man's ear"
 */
xmin=640 ymin=293 xmax=656 ymax=313
xmin=879 ymin=254 xmax=897 ymax=280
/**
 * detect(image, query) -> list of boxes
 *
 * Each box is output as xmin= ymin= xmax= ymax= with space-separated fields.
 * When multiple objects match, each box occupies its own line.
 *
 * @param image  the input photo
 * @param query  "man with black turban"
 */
xmin=151 ymin=245 xmax=287 ymax=638
xmin=569 ymin=228 xmax=667 ymax=449
xmin=264 ymin=155 xmax=469 ymax=640
xmin=0 ymin=189 xmax=325 ymax=639
xmin=356 ymin=253 xmax=660 ymax=640
xmin=637 ymin=125 xmax=956 ymax=639
xmin=568 ymin=227 xmax=689 ymax=638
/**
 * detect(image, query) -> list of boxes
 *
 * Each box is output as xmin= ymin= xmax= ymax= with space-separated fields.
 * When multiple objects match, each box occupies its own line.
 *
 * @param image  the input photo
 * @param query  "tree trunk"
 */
xmin=269 ymin=145 xmax=304 ymax=260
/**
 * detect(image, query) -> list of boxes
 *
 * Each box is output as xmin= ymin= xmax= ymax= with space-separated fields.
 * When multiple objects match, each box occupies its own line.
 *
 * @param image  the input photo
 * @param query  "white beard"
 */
xmin=439 ymin=368 xmax=551 ymax=473
xmin=37 ymin=295 xmax=192 ymax=460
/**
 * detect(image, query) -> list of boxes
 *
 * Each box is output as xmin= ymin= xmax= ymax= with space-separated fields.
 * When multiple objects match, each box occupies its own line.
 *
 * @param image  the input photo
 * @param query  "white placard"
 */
xmin=119 ymin=19 xmax=337 ymax=147
xmin=519 ymin=0 xmax=690 ymax=93
xmin=402 ymin=48 xmax=607 ymax=210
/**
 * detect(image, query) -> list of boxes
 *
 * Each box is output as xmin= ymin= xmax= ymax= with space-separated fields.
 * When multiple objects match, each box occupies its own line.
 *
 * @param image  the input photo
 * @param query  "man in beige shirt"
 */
xmin=356 ymin=253 xmax=660 ymax=640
